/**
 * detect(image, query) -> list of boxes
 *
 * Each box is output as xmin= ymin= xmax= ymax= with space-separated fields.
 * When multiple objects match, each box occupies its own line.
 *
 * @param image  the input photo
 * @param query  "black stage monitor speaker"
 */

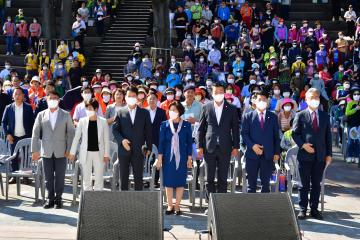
xmin=77 ymin=191 xmax=163 ymax=240
xmin=208 ymin=193 xmax=301 ymax=240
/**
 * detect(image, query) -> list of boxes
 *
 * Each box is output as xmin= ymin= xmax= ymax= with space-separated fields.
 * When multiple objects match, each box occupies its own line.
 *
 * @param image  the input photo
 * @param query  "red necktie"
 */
xmin=260 ymin=112 xmax=264 ymax=129
xmin=312 ymin=111 xmax=318 ymax=132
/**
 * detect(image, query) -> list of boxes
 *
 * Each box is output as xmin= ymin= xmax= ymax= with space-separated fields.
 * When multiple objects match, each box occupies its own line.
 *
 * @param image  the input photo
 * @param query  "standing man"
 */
xmin=197 ymin=82 xmax=239 ymax=198
xmin=241 ymin=90 xmax=280 ymax=193
xmin=31 ymin=91 xmax=75 ymax=209
xmin=113 ymin=86 xmax=152 ymax=191
xmin=2 ymin=87 xmax=34 ymax=184
xmin=292 ymin=88 xmax=332 ymax=220
xmin=146 ymin=89 xmax=167 ymax=187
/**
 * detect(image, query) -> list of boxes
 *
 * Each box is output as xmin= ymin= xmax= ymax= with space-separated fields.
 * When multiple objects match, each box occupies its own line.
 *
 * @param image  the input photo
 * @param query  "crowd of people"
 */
xmin=0 ymin=0 xmax=360 ymax=220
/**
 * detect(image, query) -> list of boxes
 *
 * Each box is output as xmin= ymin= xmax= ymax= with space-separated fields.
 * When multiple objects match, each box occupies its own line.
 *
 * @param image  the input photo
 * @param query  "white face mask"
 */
xmin=176 ymin=91 xmax=182 ymax=97
xmin=249 ymin=80 xmax=256 ymax=85
xmin=295 ymin=72 xmax=300 ymax=77
xmin=170 ymin=71 xmax=176 ymax=74
xmin=283 ymin=106 xmax=292 ymax=112
xmin=166 ymin=94 xmax=174 ymax=101
xmin=125 ymin=96 xmax=137 ymax=106
xmin=169 ymin=110 xmax=179 ymax=120
xmin=195 ymin=95 xmax=202 ymax=101
xmin=103 ymin=95 xmax=111 ymax=103
xmin=255 ymin=71 xmax=260 ymax=75
xmin=344 ymin=83 xmax=350 ymax=89
xmin=353 ymin=95 xmax=360 ymax=101
xmin=82 ymin=93 xmax=92 ymax=102
xmin=150 ymin=85 xmax=157 ymax=90
xmin=283 ymin=92 xmax=290 ymax=98
xmin=227 ymin=78 xmax=234 ymax=84
xmin=5 ymin=65 xmax=10 ymax=69
xmin=308 ymin=99 xmax=320 ymax=109
xmin=85 ymin=110 xmax=96 ymax=117
xmin=47 ymin=99 xmax=59 ymax=109
xmin=273 ymin=89 xmax=280 ymax=95
xmin=256 ymin=101 xmax=267 ymax=111
xmin=82 ymin=81 xmax=89 ymax=87
xmin=213 ymin=94 xmax=224 ymax=103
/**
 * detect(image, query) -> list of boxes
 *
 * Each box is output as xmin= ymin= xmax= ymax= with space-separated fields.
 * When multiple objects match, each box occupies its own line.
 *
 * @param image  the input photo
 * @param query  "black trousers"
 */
xmin=298 ymin=160 xmax=325 ymax=212
xmin=204 ymin=147 xmax=231 ymax=197
xmin=119 ymin=153 xmax=144 ymax=191
xmin=42 ymin=155 xmax=67 ymax=202
xmin=10 ymin=136 xmax=27 ymax=172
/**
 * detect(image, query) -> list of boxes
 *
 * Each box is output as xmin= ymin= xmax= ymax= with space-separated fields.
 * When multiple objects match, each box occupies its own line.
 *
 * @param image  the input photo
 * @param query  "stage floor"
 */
xmin=1 ymin=147 xmax=359 ymax=240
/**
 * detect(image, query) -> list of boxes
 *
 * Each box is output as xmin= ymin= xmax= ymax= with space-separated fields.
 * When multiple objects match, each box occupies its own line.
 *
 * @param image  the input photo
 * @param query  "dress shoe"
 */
xmin=310 ymin=209 xmax=323 ymax=220
xmin=43 ymin=200 xmax=55 ymax=209
xmin=297 ymin=211 xmax=307 ymax=220
xmin=8 ymin=177 xmax=16 ymax=184
xmin=54 ymin=200 xmax=63 ymax=209
xmin=174 ymin=209 xmax=182 ymax=216
xmin=165 ymin=207 xmax=174 ymax=215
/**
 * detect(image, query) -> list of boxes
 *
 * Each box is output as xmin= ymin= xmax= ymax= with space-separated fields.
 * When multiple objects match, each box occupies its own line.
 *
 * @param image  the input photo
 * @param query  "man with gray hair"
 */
xmin=292 ymin=88 xmax=332 ymax=220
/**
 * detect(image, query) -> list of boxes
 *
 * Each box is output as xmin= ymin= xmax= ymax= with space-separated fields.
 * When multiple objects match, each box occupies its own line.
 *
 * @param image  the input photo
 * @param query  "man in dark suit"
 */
xmin=292 ymin=88 xmax=332 ymax=220
xmin=197 ymin=82 xmax=240 ymax=196
xmin=241 ymin=90 xmax=280 ymax=193
xmin=146 ymin=89 xmax=167 ymax=186
xmin=2 ymin=87 xmax=34 ymax=183
xmin=113 ymin=86 xmax=153 ymax=191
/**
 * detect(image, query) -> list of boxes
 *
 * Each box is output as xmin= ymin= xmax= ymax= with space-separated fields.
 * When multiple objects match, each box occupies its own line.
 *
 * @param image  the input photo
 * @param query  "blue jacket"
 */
xmin=217 ymin=6 xmax=230 ymax=21
xmin=224 ymin=25 xmax=239 ymax=41
xmin=166 ymin=73 xmax=181 ymax=87
xmin=241 ymin=110 xmax=280 ymax=160
xmin=2 ymin=102 xmax=34 ymax=138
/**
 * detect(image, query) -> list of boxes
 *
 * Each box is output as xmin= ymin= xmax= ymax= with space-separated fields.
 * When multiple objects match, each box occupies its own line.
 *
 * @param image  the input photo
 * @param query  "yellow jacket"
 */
xmin=56 ymin=44 xmax=69 ymax=60
xmin=50 ymin=59 xmax=61 ymax=73
xmin=25 ymin=53 xmax=38 ymax=71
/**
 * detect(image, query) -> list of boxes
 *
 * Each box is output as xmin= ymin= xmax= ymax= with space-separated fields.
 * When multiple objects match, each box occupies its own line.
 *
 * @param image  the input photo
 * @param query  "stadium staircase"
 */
xmin=85 ymin=0 xmax=152 ymax=81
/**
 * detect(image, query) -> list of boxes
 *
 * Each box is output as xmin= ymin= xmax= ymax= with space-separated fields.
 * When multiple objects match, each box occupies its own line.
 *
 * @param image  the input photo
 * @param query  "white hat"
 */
xmin=30 ymin=76 xmax=40 ymax=83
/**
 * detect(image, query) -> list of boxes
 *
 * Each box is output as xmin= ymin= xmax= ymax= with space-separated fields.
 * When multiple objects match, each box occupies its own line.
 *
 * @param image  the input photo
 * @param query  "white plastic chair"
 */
xmin=4 ymin=138 xmax=42 ymax=202
xmin=198 ymin=156 xmax=239 ymax=208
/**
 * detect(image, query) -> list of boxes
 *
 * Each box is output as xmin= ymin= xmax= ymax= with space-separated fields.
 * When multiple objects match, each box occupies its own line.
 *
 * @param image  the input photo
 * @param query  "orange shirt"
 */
xmin=28 ymin=87 xmax=46 ymax=110
xmin=160 ymin=100 xmax=174 ymax=119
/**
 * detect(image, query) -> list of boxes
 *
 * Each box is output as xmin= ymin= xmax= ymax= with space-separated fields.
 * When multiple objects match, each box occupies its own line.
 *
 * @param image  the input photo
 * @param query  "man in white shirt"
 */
xmin=344 ymin=5 xmax=357 ymax=37
xmin=2 ymin=87 xmax=34 ymax=183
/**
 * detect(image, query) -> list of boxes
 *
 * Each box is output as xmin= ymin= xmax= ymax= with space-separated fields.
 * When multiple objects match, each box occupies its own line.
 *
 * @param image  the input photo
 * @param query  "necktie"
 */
xmin=312 ymin=111 xmax=318 ymax=132
xmin=260 ymin=112 xmax=264 ymax=129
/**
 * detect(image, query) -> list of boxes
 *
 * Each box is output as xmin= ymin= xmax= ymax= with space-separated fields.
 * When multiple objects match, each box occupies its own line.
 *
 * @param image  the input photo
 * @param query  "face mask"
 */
xmin=5 ymin=65 xmax=10 ymax=69
xmin=314 ymin=74 xmax=319 ymax=78
xmin=82 ymin=81 xmax=89 ymax=87
xmin=226 ymin=90 xmax=233 ymax=94
xmin=186 ymin=46 xmax=191 ymax=50
xmin=43 ymin=67 xmax=48 ymax=70
xmin=250 ymin=80 xmax=256 ymax=85
xmin=295 ymin=72 xmax=300 ymax=77
xmin=344 ymin=83 xmax=350 ymax=89
xmin=86 ymin=110 xmax=96 ymax=117
xmin=273 ymin=89 xmax=280 ymax=95
xmin=150 ymin=85 xmax=157 ymax=90
xmin=284 ymin=106 xmax=292 ymax=112
xmin=339 ymin=67 xmax=344 ymax=71
xmin=309 ymin=63 xmax=314 ymax=66
xmin=170 ymin=71 xmax=176 ymax=74
xmin=187 ymin=36 xmax=191 ymax=40
xmin=47 ymin=99 xmax=59 ymax=109
xmin=135 ymin=47 xmax=140 ymax=51
xmin=256 ymin=45 xmax=261 ymax=49
xmin=256 ymin=101 xmax=267 ymax=111
xmin=187 ymin=70 xmax=191 ymax=74
xmin=255 ymin=71 xmax=259 ymax=75
xmin=195 ymin=95 xmax=202 ymax=101
xmin=166 ymin=94 xmax=174 ymax=101
xmin=251 ymin=58 xmax=255 ymax=62
xmin=103 ymin=95 xmax=111 ymax=103
xmin=7 ymin=19 xmax=11 ymax=22
xmin=82 ymin=93 xmax=92 ymax=101
xmin=292 ymin=44 xmax=297 ymax=48
xmin=155 ymin=72 xmax=160 ymax=77
xmin=200 ymin=58 xmax=204 ymax=62
xmin=176 ymin=91 xmax=182 ymax=97
xmin=228 ymin=77 xmax=236 ymax=84
xmin=339 ymin=35 xmax=343 ymax=39
xmin=236 ymin=58 xmax=241 ymax=62
xmin=57 ymin=80 xmax=62 ymax=85
xmin=171 ymin=58 xmax=176 ymax=62
xmin=125 ymin=96 xmax=137 ymax=106
xmin=169 ymin=110 xmax=179 ymax=120
xmin=127 ymin=76 xmax=133 ymax=81
xmin=214 ymin=20 xmax=219 ymax=24
xmin=354 ymin=95 xmax=360 ymax=101
xmin=206 ymin=80 xmax=212 ymax=87
xmin=283 ymin=92 xmax=290 ymax=98
xmin=308 ymin=99 xmax=320 ymax=109
xmin=323 ymin=34 xmax=327 ymax=38
xmin=282 ymin=60 xmax=287 ymax=64
xmin=308 ymin=32 xmax=313 ymax=36
xmin=213 ymin=94 xmax=224 ymax=103
xmin=270 ymin=60 xmax=276 ymax=65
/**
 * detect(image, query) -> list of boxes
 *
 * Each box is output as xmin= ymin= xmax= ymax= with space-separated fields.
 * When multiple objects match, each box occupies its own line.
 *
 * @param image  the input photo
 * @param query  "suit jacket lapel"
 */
xmin=218 ymin=102 xmax=228 ymax=126
xmin=53 ymin=109 xmax=62 ymax=133
xmin=209 ymin=103 xmax=218 ymax=127
xmin=252 ymin=110 xmax=261 ymax=129
xmin=43 ymin=109 xmax=52 ymax=132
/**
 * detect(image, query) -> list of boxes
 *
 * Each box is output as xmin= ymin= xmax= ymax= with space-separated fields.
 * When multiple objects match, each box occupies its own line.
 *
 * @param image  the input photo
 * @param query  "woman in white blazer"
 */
xmin=69 ymin=99 xmax=110 ymax=191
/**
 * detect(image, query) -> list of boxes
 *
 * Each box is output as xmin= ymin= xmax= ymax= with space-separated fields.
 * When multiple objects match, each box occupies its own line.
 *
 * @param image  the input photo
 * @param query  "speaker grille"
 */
xmin=78 ymin=191 xmax=163 ymax=240
xmin=209 ymin=193 xmax=301 ymax=240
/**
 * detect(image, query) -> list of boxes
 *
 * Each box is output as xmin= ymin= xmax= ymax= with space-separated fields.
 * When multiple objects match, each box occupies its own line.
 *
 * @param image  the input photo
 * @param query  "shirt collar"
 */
xmin=256 ymin=109 xmax=266 ymax=117
xmin=214 ymin=101 xmax=224 ymax=109
xmin=49 ymin=108 xmax=59 ymax=115
xmin=15 ymin=102 xmax=23 ymax=109
xmin=308 ymin=108 xmax=318 ymax=116
xmin=128 ymin=106 xmax=137 ymax=112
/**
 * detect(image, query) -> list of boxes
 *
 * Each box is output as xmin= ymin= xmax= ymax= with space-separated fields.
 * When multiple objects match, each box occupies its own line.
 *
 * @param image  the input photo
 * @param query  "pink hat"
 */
xmin=281 ymin=98 xmax=294 ymax=108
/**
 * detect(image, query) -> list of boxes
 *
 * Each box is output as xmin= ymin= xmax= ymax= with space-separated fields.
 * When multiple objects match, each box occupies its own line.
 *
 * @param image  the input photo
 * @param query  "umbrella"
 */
xmin=61 ymin=86 xmax=82 ymax=111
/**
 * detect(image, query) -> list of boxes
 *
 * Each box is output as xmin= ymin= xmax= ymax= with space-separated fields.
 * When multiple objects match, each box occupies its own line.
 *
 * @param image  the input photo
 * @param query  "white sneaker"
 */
xmin=10 ymin=52 xmax=13 ymax=55
xmin=355 ymin=158 xmax=359 ymax=164
xmin=6 ymin=52 xmax=9 ymax=55
xmin=346 ymin=157 xmax=352 ymax=163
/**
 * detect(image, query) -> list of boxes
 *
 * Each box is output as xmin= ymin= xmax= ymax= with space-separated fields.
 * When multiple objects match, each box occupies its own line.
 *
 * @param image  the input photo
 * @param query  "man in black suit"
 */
xmin=146 ymin=89 xmax=167 ymax=186
xmin=292 ymin=88 xmax=332 ymax=220
xmin=113 ymin=86 xmax=153 ymax=191
xmin=197 ymin=82 xmax=240 ymax=196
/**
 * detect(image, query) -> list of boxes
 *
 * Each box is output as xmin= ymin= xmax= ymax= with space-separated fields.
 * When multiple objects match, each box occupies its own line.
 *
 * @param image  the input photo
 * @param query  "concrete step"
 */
xmin=289 ymin=11 xmax=332 ymax=21
xmin=290 ymin=3 xmax=331 ymax=12
xmin=5 ymin=8 xmax=42 ymax=17
xmin=10 ymin=0 xmax=40 ymax=8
